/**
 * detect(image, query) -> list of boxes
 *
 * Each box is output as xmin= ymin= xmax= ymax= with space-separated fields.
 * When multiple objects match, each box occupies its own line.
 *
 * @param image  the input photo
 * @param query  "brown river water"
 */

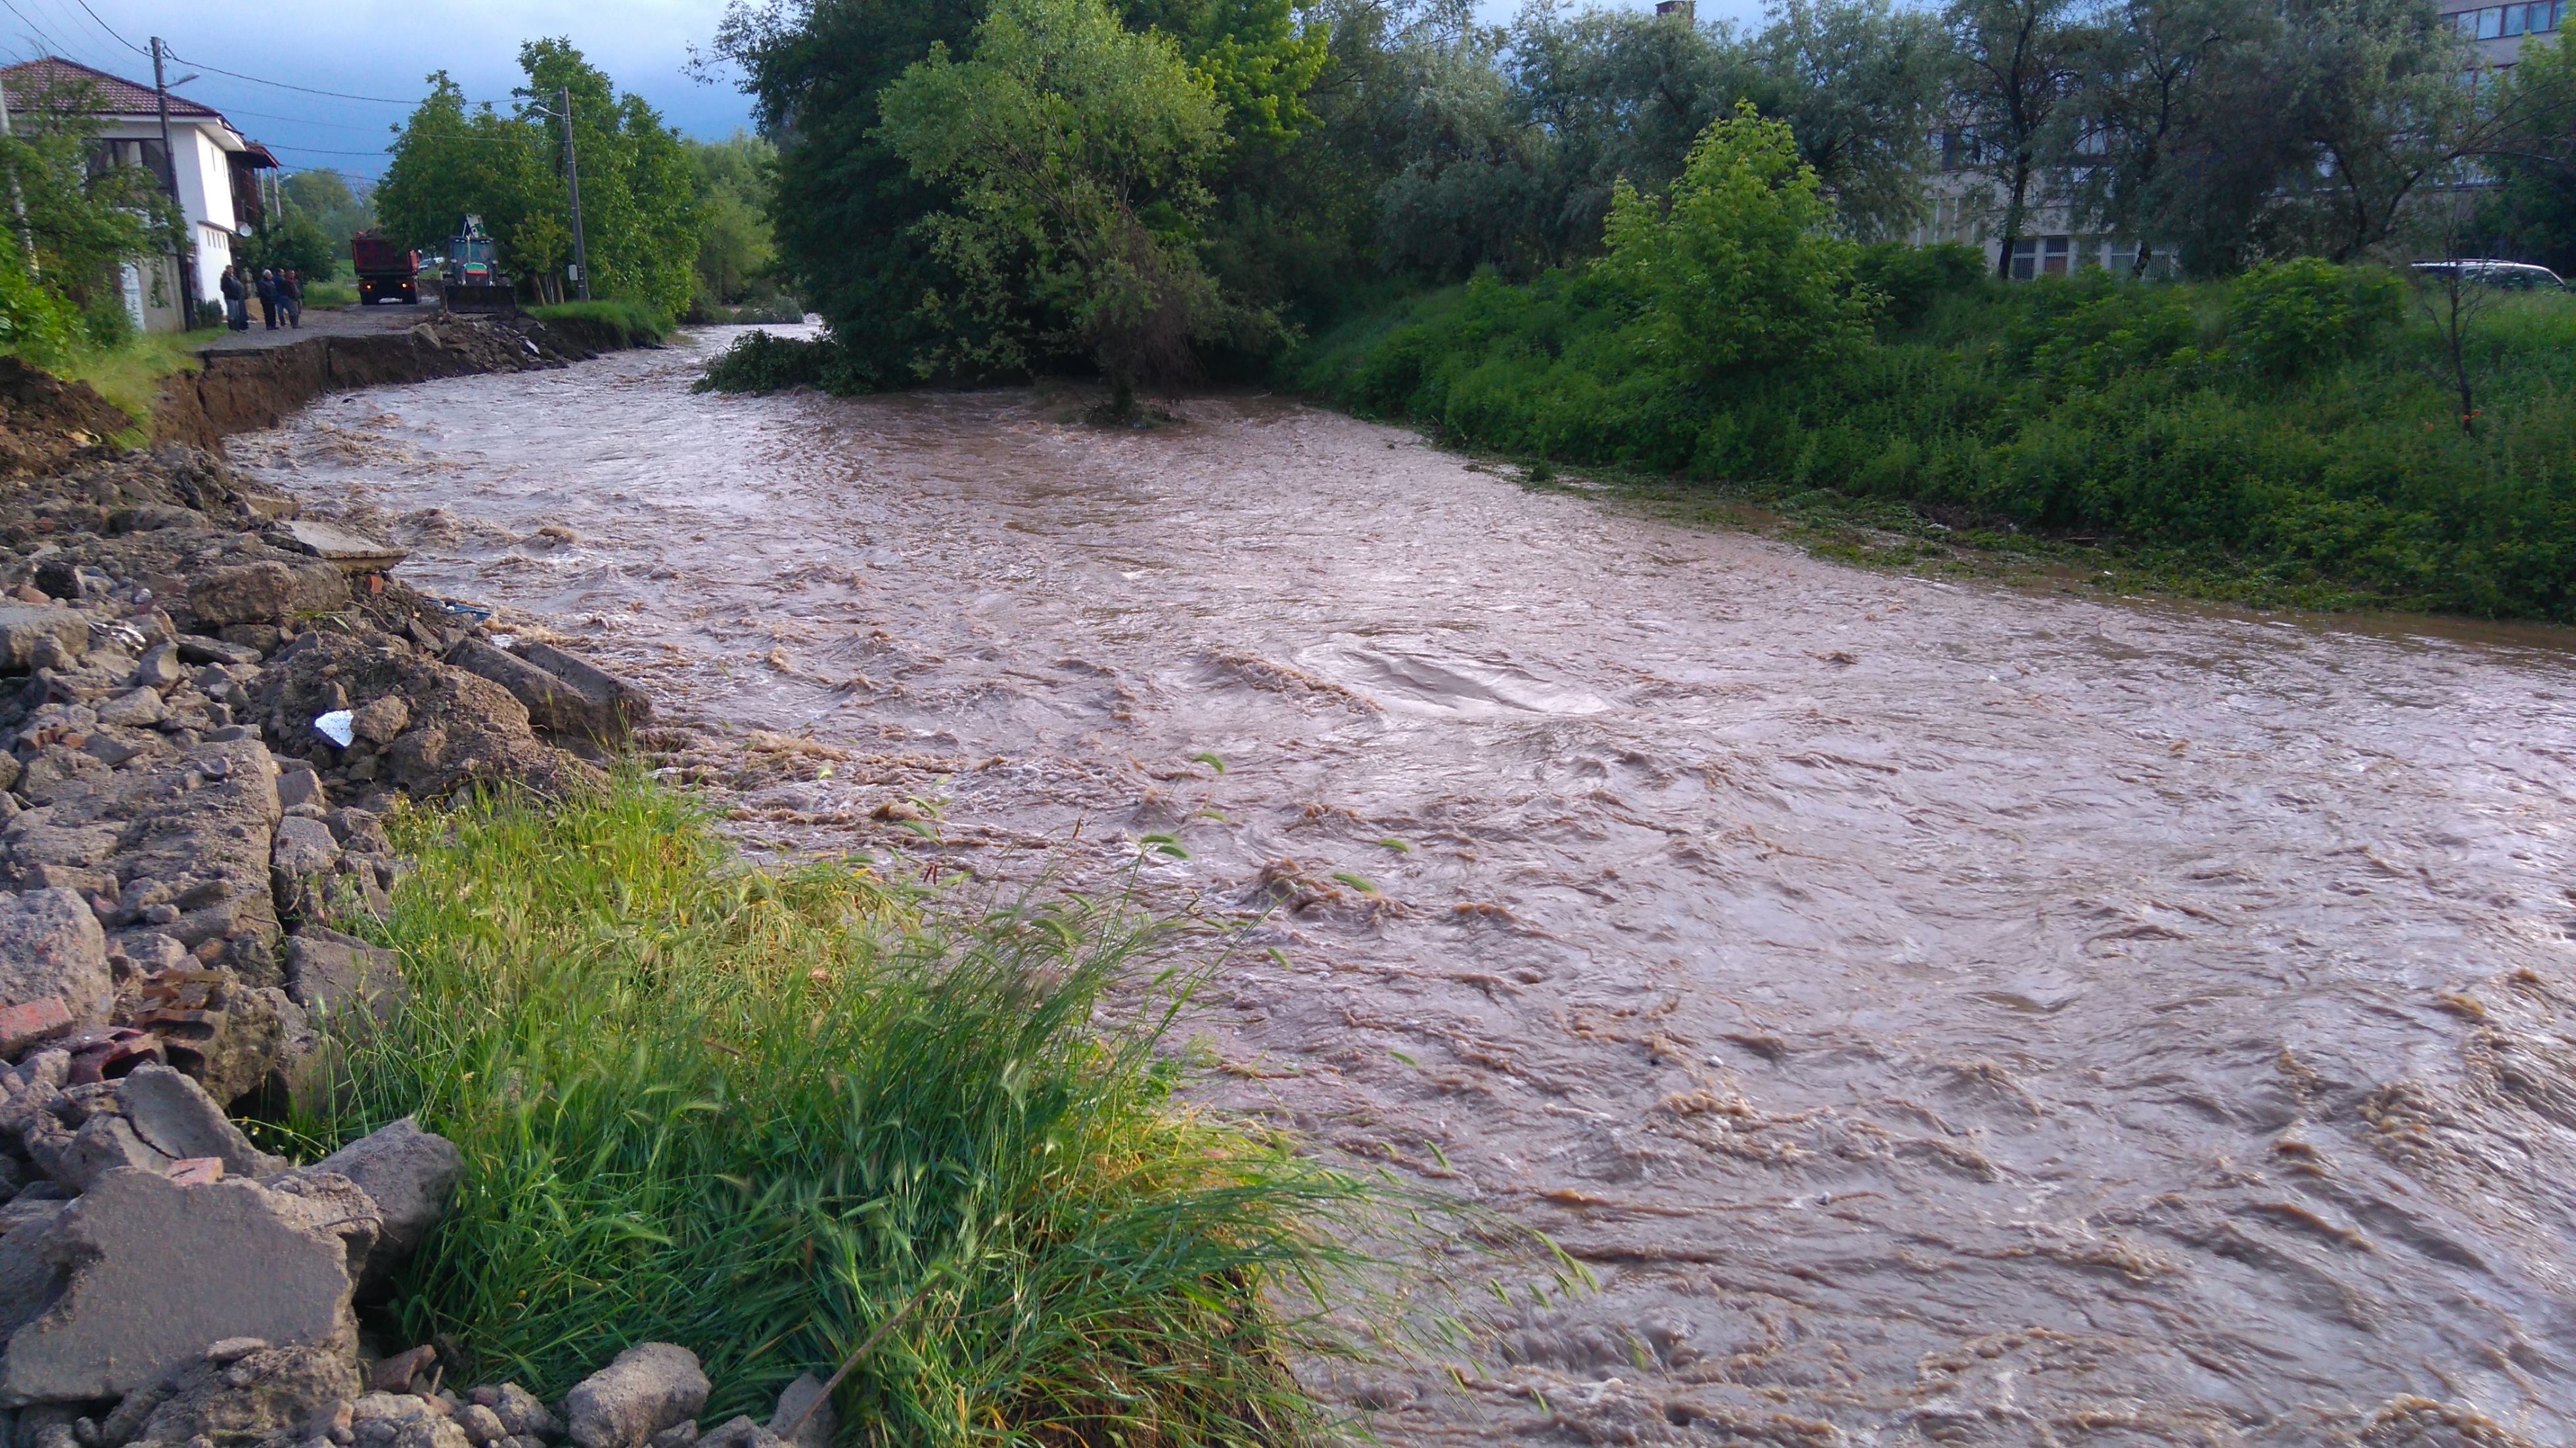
xmin=237 ymin=328 xmax=2576 ymax=1447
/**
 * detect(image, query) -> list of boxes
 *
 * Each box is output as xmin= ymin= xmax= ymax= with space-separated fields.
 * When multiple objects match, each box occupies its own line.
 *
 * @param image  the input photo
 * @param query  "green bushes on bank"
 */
xmin=298 ymin=781 xmax=1398 ymax=1445
xmin=1291 ymin=246 xmax=2576 ymax=620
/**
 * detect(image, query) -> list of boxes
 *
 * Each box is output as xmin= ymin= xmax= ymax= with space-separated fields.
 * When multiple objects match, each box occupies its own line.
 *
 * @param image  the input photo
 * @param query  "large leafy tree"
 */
xmin=715 ymin=0 xmax=985 ymax=386
xmin=877 ymin=0 xmax=1241 ymax=407
xmin=377 ymin=45 xmax=699 ymax=316
xmin=686 ymin=131 xmax=779 ymax=306
xmin=1598 ymin=102 xmax=1874 ymax=386
xmin=1946 ymin=0 xmax=2087 ymax=277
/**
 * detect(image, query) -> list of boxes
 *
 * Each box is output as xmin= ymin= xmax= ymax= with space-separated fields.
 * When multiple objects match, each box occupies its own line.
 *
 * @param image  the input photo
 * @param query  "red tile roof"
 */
xmin=0 ymin=57 xmax=222 ymax=120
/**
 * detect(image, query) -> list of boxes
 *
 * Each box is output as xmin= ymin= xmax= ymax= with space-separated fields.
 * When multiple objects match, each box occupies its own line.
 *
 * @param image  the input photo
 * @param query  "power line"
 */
xmin=0 ymin=0 xmax=75 ymax=62
xmin=160 ymin=49 xmax=416 ymax=104
xmin=62 ymin=0 xmax=141 ymax=57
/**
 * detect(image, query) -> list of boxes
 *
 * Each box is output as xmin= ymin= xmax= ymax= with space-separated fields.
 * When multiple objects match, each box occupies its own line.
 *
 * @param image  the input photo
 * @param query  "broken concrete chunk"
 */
xmin=275 ymin=815 xmax=342 ymax=878
xmin=0 ymin=604 xmax=89 ymax=673
xmin=647 ymin=1423 xmax=697 ymax=1448
xmin=115 ymin=1064 xmax=279 ymax=1177
xmin=129 ymin=1342 xmax=363 ymax=1448
xmin=515 ymin=643 xmax=652 ymax=744
xmin=175 ymin=634 xmax=264 ymax=667
xmin=298 ymin=1116 xmax=461 ymax=1284
xmin=350 ymin=696 xmax=410 ymax=746
xmin=693 ymin=1418 xmax=783 ymax=1448
xmin=457 ymin=1405 xmax=509 ymax=1448
xmin=351 ymin=1394 xmax=471 ymax=1448
xmin=134 ymin=643 xmax=184 ymax=690
xmin=0 ymin=888 xmax=110 ymax=1029
xmin=95 ymin=687 xmax=167 ymax=729
xmin=271 ymin=520 xmax=408 ymax=576
xmin=0 ymin=1196 xmax=70 ymax=1340
xmin=283 ymin=926 xmax=403 ymax=1020
xmin=277 ymin=765 xmax=325 ymax=811
xmin=0 ymin=1167 xmax=380 ymax=1405
xmin=563 ymin=1344 xmax=709 ymax=1448
xmin=185 ymin=563 xmax=350 ymax=629
xmin=470 ymin=1384 xmax=561 ymax=1441
xmin=766 ymin=1374 xmax=836 ymax=1448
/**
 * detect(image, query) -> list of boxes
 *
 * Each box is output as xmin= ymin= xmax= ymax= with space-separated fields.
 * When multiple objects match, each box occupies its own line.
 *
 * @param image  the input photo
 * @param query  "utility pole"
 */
xmin=0 ymin=79 xmax=35 ymax=271
xmin=152 ymin=38 xmax=198 ymax=328
xmin=560 ymin=86 xmax=589 ymax=302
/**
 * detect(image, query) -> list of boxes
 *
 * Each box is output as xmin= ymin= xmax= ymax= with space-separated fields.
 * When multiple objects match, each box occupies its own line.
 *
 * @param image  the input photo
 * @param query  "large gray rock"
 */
xmin=115 ymin=1064 xmax=279 ymax=1177
xmin=0 ymin=888 xmax=110 ymax=1029
xmin=516 ymin=643 xmax=653 ymax=744
xmin=273 ymin=815 xmax=341 ymax=876
xmin=563 ymin=1344 xmax=709 ymax=1448
xmin=298 ymin=1116 xmax=461 ymax=1282
xmin=0 ymin=604 xmax=89 ymax=672
xmin=469 ymin=1384 xmax=561 ymax=1441
xmin=185 ymin=562 xmax=350 ymax=628
xmin=767 ymin=1374 xmax=837 ymax=1448
xmin=284 ymin=926 xmax=404 ymax=1019
xmin=452 ymin=641 xmax=649 ymax=746
xmin=0 ymin=1167 xmax=381 ymax=1405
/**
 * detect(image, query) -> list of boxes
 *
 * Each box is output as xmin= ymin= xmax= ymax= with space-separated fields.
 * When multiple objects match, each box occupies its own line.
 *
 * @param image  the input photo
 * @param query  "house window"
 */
xmin=2011 ymin=238 xmax=2037 ymax=280
xmin=2502 ymin=3 xmax=2526 ymax=33
xmin=2478 ymin=7 xmax=2502 ymax=36
xmin=2042 ymin=237 xmax=2071 ymax=277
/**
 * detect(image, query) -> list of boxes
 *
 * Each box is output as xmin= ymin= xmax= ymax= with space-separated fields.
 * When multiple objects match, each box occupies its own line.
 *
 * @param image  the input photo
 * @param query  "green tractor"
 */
xmin=441 ymin=215 xmax=516 ymax=314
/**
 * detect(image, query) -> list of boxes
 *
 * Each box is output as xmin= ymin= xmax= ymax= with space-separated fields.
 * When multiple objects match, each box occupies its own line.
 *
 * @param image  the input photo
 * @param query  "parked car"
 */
xmin=2410 ymin=259 xmax=2569 ymax=290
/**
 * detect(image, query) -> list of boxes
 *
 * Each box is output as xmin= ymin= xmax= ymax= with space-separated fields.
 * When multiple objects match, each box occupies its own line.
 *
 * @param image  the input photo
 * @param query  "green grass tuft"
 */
xmin=296 ymin=779 xmax=1419 ymax=1447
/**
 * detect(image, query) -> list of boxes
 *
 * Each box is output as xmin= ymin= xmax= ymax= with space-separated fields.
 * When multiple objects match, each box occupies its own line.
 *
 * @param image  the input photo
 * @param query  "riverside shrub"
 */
xmin=297 ymin=781 xmax=1423 ymax=1445
xmin=1291 ymin=257 xmax=2576 ymax=618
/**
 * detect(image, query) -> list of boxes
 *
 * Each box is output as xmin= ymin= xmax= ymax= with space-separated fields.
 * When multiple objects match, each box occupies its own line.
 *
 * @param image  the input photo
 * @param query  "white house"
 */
xmin=0 ymin=56 xmax=278 ymax=333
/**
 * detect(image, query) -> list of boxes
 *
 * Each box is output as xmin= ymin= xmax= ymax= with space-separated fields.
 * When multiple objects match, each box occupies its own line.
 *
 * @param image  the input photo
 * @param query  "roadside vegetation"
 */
xmin=292 ymin=780 xmax=1437 ymax=1445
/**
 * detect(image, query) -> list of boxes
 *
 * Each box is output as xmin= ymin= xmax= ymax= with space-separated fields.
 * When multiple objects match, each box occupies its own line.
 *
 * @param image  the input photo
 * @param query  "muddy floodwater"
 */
xmin=244 ymin=329 xmax=2576 ymax=1446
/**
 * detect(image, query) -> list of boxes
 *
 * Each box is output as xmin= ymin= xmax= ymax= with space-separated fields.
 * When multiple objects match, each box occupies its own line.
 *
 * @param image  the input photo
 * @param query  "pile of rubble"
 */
xmin=0 ymin=1052 xmax=829 ymax=1448
xmin=0 ymin=383 xmax=679 ymax=1437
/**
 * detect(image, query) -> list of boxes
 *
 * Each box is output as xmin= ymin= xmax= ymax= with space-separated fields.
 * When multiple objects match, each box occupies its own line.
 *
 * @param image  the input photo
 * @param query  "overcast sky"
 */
xmin=30 ymin=0 xmax=1760 ymax=188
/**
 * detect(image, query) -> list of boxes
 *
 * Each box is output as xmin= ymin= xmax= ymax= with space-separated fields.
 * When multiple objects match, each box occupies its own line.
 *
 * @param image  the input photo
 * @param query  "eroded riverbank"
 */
xmin=244 ymin=328 xmax=2576 ymax=1446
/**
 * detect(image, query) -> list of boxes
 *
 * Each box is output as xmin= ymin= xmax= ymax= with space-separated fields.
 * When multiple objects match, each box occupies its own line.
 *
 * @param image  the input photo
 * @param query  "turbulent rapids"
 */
xmin=242 ymin=329 xmax=2576 ymax=1447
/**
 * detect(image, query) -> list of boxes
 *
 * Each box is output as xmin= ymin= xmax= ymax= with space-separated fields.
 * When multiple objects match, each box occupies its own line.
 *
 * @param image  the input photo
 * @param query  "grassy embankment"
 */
xmin=286 ymin=779 xmax=1431 ymax=1447
xmin=532 ymin=299 xmax=678 ymax=348
xmin=40 ymin=327 xmax=223 ymax=443
xmin=1289 ymin=259 xmax=2576 ymax=619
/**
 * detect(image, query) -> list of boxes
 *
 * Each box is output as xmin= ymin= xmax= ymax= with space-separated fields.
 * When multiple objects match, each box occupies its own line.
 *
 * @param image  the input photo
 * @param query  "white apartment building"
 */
xmin=1911 ymin=9 xmax=2564 ymax=277
xmin=0 ymin=57 xmax=278 ymax=332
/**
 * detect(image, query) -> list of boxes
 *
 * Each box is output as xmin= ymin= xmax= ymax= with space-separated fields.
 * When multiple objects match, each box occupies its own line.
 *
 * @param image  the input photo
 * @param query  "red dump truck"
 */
xmin=350 ymin=231 xmax=419 ymax=305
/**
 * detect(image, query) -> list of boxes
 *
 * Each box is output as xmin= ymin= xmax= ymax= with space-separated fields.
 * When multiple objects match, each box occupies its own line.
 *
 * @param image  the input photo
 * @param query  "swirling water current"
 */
xmin=241 ymin=329 xmax=2576 ymax=1447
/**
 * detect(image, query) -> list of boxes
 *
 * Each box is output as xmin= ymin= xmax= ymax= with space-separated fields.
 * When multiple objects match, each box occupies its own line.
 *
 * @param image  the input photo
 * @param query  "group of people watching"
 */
xmin=218 ymin=265 xmax=305 ymax=331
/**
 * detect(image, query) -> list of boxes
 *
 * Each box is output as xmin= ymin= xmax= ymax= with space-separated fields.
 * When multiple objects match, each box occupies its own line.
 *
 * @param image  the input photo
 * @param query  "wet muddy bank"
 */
xmin=252 ymin=329 xmax=2576 ymax=1446
xmin=152 ymin=314 xmax=639 ymax=450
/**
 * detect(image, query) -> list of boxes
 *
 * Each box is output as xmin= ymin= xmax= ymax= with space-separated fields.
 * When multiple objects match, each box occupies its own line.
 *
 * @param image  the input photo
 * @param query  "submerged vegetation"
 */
xmin=294 ymin=781 xmax=1436 ymax=1445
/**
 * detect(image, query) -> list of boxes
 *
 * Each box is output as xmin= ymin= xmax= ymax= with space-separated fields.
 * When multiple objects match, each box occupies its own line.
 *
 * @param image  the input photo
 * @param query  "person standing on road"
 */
xmin=255 ymin=269 xmax=279 ymax=330
xmin=285 ymin=269 xmax=304 ymax=328
xmin=219 ymin=267 xmax=247 ymax=330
